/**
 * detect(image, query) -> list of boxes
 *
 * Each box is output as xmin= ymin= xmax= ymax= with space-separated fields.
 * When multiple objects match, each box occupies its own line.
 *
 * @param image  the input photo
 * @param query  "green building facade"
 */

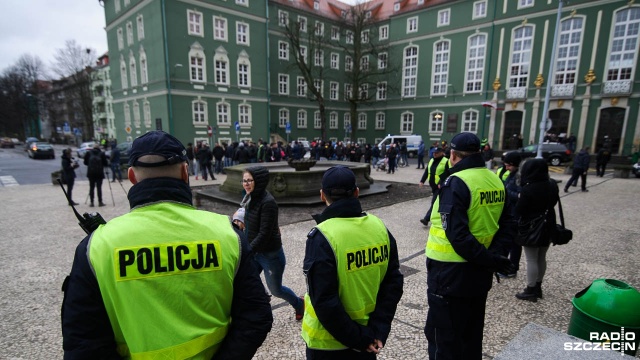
xmin=102 ymin=0 xmax=640 ymax=155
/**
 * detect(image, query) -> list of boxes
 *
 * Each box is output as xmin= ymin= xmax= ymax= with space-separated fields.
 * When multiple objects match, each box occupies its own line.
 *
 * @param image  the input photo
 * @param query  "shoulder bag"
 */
xmin=552 ymin=196 xmax=573 ymax=246
xmin=515 ymin=209 xmax=550 ymax=247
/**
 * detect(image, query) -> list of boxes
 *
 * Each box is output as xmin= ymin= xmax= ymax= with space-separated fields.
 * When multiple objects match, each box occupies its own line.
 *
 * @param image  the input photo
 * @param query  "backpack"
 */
xmin=88 ymin=151 xmax=103 ymax=176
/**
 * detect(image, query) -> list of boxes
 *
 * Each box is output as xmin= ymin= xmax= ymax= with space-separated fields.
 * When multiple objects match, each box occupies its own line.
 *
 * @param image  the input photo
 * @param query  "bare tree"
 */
xmin=51 ymin=40 xmax=97 ymax=139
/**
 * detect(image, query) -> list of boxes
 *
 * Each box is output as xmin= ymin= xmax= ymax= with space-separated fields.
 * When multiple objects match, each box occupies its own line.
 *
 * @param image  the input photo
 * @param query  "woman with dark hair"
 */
xmin=515 ymin=158 xmax=559 ymax=301
xmin=241 ymin=166 xmax=304 ymax=320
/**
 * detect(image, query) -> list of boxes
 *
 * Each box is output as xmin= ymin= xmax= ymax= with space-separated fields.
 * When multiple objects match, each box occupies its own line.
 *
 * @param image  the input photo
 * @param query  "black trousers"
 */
xmin=66 ymin=177 xmax=75 ymax=204
xmin=424 ymin=185 xmax=439 ymax=220
xmin=88 ymin=178 xmax=103 ymax=203
xmin=306 ymin=347 xmax=376 ymax=360
xmin=596 ymin=161 xmax=608 ymax=177
xmin=565 ymin=168 xmax=587 ymax=190
xmin=425 ymin=291 xmax=488 ymax=360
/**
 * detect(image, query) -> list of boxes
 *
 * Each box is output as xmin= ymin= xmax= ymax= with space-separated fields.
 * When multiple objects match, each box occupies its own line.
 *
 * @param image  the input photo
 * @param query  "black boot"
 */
xmin=516 ymin=286 xmax=538 ymax=302
xmin=534 ymin=282 xmax=543 ymax=299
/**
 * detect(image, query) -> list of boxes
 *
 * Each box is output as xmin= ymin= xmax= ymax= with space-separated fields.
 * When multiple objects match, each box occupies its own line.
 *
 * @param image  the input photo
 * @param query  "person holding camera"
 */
xmin=61 ymin=148 xmax=79 ymax=206
xmin=62 ymin=131 xmax=273 ymax=359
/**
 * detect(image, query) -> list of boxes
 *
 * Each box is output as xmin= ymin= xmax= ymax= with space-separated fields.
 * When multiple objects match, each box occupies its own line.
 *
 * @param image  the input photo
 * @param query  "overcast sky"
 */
xmin=0 ymin=0 xmax=107 ymax=76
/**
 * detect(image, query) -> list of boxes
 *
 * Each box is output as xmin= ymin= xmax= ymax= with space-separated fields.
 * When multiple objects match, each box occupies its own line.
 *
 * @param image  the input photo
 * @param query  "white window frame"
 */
xmin=375 ymin=112 xmax=385 ymax=130
xmin=278 ymin=73 xmax=289 ymax=95
xmin=462 ymin=109 xmax=479 ymax=133
xmin=126 ymin=21 xmax=134 ymax=46
xmin=298 ymin=16 xmax=307 ymax=32
xmin=137 ymin=15 xmax=145 ymax=40
xmin=297 ymin=110 xmax=307 ymax=129
xmin=297 ymin=76 xmax=306 ymax=97
xmin=217 ymin=101 xmax=230 ymax=126
xmin=379 ymin=25 xmax=389 ymax=40
xmin=362 ymin=30 xmax=369 ymax=43
xmin=359 ymin=83 xmax=368 ymax=100
xmin=330 ymin=53 xmax=339 ymax=69
xmin=192 ymin=99 xmax=207 ymax=124
xmin=402 ymin=46 xmax=418 ymax=98
xmin=429 ymin=111 xmax=444 ymax=133
xmin=189 ymin=43 xmax=206 ymax=83
xmin=279 ymin=108 xmax=289 ymax=128
xmin=606 ymin=8 xmax=640 ymax=81
xmin=237 ymin=52 xmax=251 ymax=88
xmin=401 ymin=112 xmax=414 ymax=133
xmin=278 ymin=41 xmax=289 ymax=60
xmin=214 ymin=48 xmax=230 ymax=86
xmin=330 ymin=112 xmax=338 ymax=129
xmin=129 ymin=52 xmax=138 ymax=87
xmin=432 ymin=40 xmax=450 ymax=95
xmin=344 ymin=113 xmax=351 ymax=131
xmin=518 ymin=0 xmax=534 ymax=9
xmin=120 ymin=55 xmax=128 ymax=89
xmin=473 ymin=0 xmax=487 ymax=19
xmin=299 ymin=45 xmax=307 ymax=64
xmin=377 ymin=82 xmax=387 ymax=100
xmin=139 ymin=49 xmax=148 ymax=84
xmin=236 ymin=22 xmax=249 ymax=45
xmin=438 ymin=9 xmax=450 ymax=27
xmin=314 ymin=111 xmax=321 ymax=129
xmin=378 ymin=53 xmax=388 ymax=69
xmin=188 ymin=10 xmax=203 ymax=37
xmin=143 ymin=100 xmax=151 ymax=127
xmin=358 ymin=113 xmax=367 ymax=130
xmin=213 ymin=16 xmax=228 ymax=42
xmin=115 ymin=0 xmax=121 ymax=13
xmin=124 ymin=102 xmax=131 ymax=126
xmin=407 ymin=17 xmax=418 ymax=33
xmin=509 ymin=25 xmax=534 ymax=89
xmin=360 ymin=56 xmax=369 ymax=71
xmin=313 ymin=79 xmax=323 ymax=98
xmin=239 ymin=104 xmax=252 ymax=126
xmin=346 ymin=30 xmax=354 ymax=44
xmin=315 ymin=21 xmax=324 ymax=36
xmin=330 ymin=81 xmax=339 ymax=100
xmin=278 ymin=10 xmax=289 ymax=27
xmin=554 ymin=17 xmax=583 ymax=85
xmin=314 ymin=50 xmax=324 ymax=67
xmin=117 ymin=28 xmax=124 ymax=50
xmin=236 ymin=0 xmax=248 ymax=6
xmin=331 ymin=26 xmax=340 ymax=40
xmin=345 ymin=55 xmax=353 ymax=72
xmin=345 ymin=83 xmax=352 ymax=100
xmin=465 ymin=34 xmax=486 ymax=93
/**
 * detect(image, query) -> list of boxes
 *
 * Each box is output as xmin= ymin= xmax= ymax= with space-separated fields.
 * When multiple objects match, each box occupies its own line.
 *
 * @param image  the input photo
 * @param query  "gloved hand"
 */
xmin=492 ymin=254 xmax=516 ymax=275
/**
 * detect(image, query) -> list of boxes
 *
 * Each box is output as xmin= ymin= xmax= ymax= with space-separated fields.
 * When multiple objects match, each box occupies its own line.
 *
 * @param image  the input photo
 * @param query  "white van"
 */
xmin=377 ymin=135 xmax=423 ymax=157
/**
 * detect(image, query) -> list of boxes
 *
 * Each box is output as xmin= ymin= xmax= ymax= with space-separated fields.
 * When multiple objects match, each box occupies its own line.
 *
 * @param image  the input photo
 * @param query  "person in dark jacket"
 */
xmin=235 ymin=142 xmax=250 ymax=164
xmin=417 ymin=140 xmax=425 ymax=169
xmin=418 ymin=147 xmax=449 ymax=226
xmin=481 ymin=143 xmax=494 ymax=169
xmin=241 ymin=166 xmax=304 ymax=320
xmin=595 ymin=145 xmax=612 ymax=177
xmin=564 ymin=147 xmax=590 ymax=192
xmin=424 ymin=132 xmax=515 ymax=360
xmin=61 ymin=148 xmax=78 ymax=205
xmin=498 ymin=152 xmax=523 ymax=278
xmin=197 ymin=143 xmax=215 ymax=180
xmin=302 ymin=166 xmax=403 ymax=359
xmin=110 ymin=145 xmax=122 ymax=182
xmin=83 ymin=143 xmax=108 ymax=207
xmin=186 ymin=142 xmax=195 ymax=175
xmin=62 ymin=131 xmax=272 ymax=360
xmin=386 ymin=143 xmax=398 ymax=174
xmin=515 ymin=158 xmax=559 ymax=301
xmin=212 ymin=143 xmax=225 ymax=174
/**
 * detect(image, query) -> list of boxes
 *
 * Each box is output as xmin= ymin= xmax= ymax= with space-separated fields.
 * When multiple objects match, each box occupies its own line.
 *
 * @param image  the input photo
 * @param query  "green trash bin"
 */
xmin=568 ymin=278 xmax=640 ymax=356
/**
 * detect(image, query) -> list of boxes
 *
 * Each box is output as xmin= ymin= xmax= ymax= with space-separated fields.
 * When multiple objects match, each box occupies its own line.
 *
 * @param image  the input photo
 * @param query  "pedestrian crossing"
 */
xmin=0 ymin=175 xmax=19 ymax=186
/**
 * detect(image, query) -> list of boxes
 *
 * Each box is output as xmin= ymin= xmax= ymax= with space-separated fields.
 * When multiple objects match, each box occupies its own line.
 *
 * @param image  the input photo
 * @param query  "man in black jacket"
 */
xmin=302 ymin=166 xmax=403 ymax=359
xmin=565 ymin=147 xmax=590 ymax=192
xmin=83 ymin=143 xmax=108 ymax=207
xmin=62 ymin=131 xmax=272 ymax=359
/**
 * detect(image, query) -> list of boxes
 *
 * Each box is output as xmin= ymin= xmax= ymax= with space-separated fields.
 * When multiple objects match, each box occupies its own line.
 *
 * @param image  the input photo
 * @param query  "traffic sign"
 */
xmin=285 ymin=122 xmax=291 ymax=134
xmin=207 ymin=125 xmax=213 ymax=136
xmin=235 ymin=121 xmax=240 ymax=132
xmin=125 ymin=126 xmax=132 ymax=134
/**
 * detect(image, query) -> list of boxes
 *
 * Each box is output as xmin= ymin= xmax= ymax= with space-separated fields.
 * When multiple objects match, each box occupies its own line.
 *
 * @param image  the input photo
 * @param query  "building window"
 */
xmin=330 ymin=82 xmax=339 ymax=100
xmin=213 ymin=16 xmax=227 ymax=41
xmin=429 ymin=112 xmax=443 ymax=133
xmin=346 ymin=30 xmax=354 ymax=44
xmin=330 ymin=112 xmax=338 ymax=129
xmin=239 ymin=104 xmax=251 ymax=126
xmin=465 ymin=34 xmax=486 ymax=93
xmin=129 ymin=53 xmax=138 ymax=87
xmin=313 ymin=79 xmax=323 ymax=98
xmin=298 ymin=16 xmax=307 ymax=32
xmin=473 ymin=1 xmax=487 ymax=19
xmin=137 ymin=15 xmax=145 ymax=40
xmin=214 ymin=48 xmax=229 ymax=86
xmin=509 ymin=26 xmax=533 ymax=88
xmin=362 ymin=30 xmax=369 ymax=43
xmin=297 ymin=76 xmax=306 ymax=97
xmin=126 ymin=22 xmax=134 ymax=46
xmin=189 ymin=43 xmax=206 ymax=83
xmin=120 ymin=55 xmax=128 ymax=89
xmin=402 ymin=46 xmax=418 ymax=97
xmin=401 ymin=112 xmax=414 ymax=133
xmin=378 ymin=53 xmax=388 ymax=69
xmin=345 ymin=56 xmax=353 ymax=72
xmin=377 ymin=82 xmax=387 ymax=100
xmin=438 ymin=9 xmax=450 ymax=27
xmin=297 ymin=110 xmax=307 ymax=128
xmin=123 ymin=102 xmax=131 ymax=126
xmin=331 ymin=26 xmax=340 ymax=40
xmin=360 ymin=56 xmax=369 ymax=71
xmin=133 ymin=101 xmax=141 ymax=127
xmin=358 ymin=113 xmax=367 ymax=130
xmin=376 ymin=112 xmax=385 ymax=129
xmin=236 ymin=22 xmax=249 ymax=45
xmin=359 ymin=84 xmax=368 ymax=100
xmin=379 ymin=25 xmax=389 ymax=40
xmin=299 ymin=45 xmax=307 ymax=64
xmin=217 ymin=102 xmax=230 ymax=126
xmin=314 ymin=111 xmax=321 ymax=129
xmin=315 ymin=21 xmax=324 ymax=36
xmin=518 ymin=0 xmax=534 ymax=9
xmin=606 ymin=8 xmax=640 ymax=81
xmin=407 ymin=17 xmax=418 ymax=33
xmin=143 ymin=100 xmax=151 ymax=127
xmin=193 ymin=100 xmax=207 ymax=124
xmin=187 ymin=10 xmax=203 ymax=37
xmin=115 ymin=0 xmax=120 ymax=13
xmin=140 ymin=49 xmax=148 ymax=84
xmin=314 ymin=50 xmax=324 ymax=67
xmin=236 ymin=0 xmax=248 ymax=6
xmin=330 ymin=53 xmax=339 ymax=69
xmin=344 ymin=113 xmax=351 ymax=130
xmin=124 ymin=0 xmax=130 ymax=6
xmin=279 ymin=74 xmax=289 ymax=95
xmin=278 ymin=41 xmax=289 ymax=60
xmin=279 ymin=109 xmax=289 ymax=127
xmin=555 ymin=17 xmax=583 ymax=85
xmin=345 ymin=84 xmax=352 ymax=100
xmin=462 ymin=110 xmax=478 ymax=132
xmin=278 ymin=10 xmax=289 ymax=27
xmin=117 ymin=28 xmax=124 ymax=50
xmin=237 ymin=53 xmax=251 ymax=88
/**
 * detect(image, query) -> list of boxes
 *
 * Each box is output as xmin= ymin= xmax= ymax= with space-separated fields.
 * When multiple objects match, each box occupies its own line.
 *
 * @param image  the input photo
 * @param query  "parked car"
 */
xmin=24 ymin=137 xmax=39 ymax=151
xmin=1 ymin=137 xmax=14 ymax=148
xmin=77 ymin=142 xmax=96 ymax=159
xmin=105 ymin=141 xmax=133 ymax=166
xmin=27 ymin=142 xmax=55 ymax=159
xmin=11 ymin=138 xmax=22 ymax=146
xmin=502 ymin=143 xmax=572 ymax=166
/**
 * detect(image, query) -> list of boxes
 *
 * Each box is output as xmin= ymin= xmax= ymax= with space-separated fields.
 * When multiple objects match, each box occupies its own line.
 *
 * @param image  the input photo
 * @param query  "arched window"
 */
xmin=129 ymin=51 xmax=137 ymax=87
xmin=139 ymin=47 xmax=148 ymax=85
xmin=120 ymin=55 xmax=128 ymax=89
xmin=401 ymin=112 xmax=414 ymax=133
xmin=402 ymin=46 xmax=418 ymax=97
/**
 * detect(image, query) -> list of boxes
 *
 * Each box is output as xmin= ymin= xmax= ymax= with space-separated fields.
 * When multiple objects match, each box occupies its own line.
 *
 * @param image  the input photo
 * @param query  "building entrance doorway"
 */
xmin=596 ymin=107 xmax=625 ymax=153
xmin=503 ymin=111 xmax=523 ymax=149
xmin=549 ymin=109 xmax=570 ymax=140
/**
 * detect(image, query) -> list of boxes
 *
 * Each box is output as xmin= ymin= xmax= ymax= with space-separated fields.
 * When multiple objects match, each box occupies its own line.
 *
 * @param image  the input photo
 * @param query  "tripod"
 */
xmin=103 ymin=167 xmax=116 ymax=206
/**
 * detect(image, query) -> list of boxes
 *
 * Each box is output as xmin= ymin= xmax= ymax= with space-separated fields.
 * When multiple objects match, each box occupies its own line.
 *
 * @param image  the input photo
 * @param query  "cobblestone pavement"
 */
xmin=1 ymin=164 xmax=639 ymax=359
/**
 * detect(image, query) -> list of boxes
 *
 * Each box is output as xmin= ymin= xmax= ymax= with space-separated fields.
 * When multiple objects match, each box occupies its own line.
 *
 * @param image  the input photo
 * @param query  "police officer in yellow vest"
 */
xmin=61 ymin=131 xmax=273 ymax=360
xmin=419 ymin=147 xmax=450 ymax=225
xmin=424 ymin=132 xmax=515 ymax=360
xmin=302 ymin=166 xmax=403 ymax=360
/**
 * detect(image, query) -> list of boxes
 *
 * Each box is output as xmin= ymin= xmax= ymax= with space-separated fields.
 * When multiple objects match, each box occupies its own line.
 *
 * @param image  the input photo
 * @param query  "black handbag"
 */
xmin=515 ymin=210 xmax=550 ymax=246
xmin=552 ymin=197 xmax=573 ymax=245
